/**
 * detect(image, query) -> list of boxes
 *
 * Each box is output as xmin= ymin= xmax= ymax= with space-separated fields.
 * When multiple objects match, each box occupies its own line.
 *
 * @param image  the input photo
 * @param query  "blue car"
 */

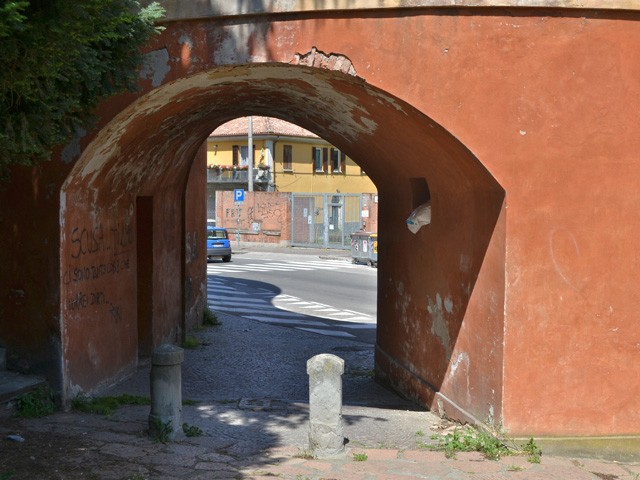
xmin=207 ymin=226 xmax=232 ymax=262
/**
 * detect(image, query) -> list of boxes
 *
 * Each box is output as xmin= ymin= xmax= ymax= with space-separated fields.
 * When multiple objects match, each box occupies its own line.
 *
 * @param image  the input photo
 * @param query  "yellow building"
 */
xmin=207 ymin=116 xmax=377 ymax=194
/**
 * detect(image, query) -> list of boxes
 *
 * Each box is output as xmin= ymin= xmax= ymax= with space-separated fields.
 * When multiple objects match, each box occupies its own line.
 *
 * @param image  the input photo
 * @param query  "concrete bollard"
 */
xmin=149 ymin=344 xmax=184 ymax=441
xmin=307 ymin=353 xmax=345 ymax=457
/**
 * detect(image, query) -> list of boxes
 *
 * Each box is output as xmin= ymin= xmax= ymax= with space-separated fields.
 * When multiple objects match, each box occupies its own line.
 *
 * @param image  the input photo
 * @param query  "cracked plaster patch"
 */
xmin=427 ymin=294 xmax=452 ymax=360
xmin=292 ymin=47 xmax=357 ymax=76
xmin=140 ymin=48 xmax=170 ymax=87
xmin=61 ymin=127 xmax=87 ymax=164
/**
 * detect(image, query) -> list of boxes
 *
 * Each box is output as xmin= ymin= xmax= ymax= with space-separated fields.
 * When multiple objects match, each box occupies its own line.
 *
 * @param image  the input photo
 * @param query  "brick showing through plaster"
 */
xmin=292 ymin=47 xmax=357 ymax=76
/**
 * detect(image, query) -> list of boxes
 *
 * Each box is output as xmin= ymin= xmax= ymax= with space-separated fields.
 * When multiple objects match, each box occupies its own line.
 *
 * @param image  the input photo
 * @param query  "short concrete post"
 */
xmin=149 ymin=344 xmax=184 ymax=441
xmin=307 ymin=353 xmax=345 ymax=457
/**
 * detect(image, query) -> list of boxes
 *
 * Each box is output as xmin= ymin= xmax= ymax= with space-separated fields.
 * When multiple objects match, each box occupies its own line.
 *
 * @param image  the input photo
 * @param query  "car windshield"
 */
xmin=207 ymin=229 xmax=227 ymax=240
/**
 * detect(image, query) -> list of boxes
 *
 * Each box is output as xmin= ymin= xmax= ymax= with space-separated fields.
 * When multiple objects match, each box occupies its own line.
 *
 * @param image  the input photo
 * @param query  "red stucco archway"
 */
xmin=60 ymin=63 xmax=505 ymax=423
xmin=5 ymin=5 xmax=638 ymax=440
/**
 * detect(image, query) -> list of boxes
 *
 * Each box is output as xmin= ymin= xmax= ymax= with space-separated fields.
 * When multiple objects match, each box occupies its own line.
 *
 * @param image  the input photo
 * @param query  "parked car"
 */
xmin=207 ymin=226 xmax=232 ymax=262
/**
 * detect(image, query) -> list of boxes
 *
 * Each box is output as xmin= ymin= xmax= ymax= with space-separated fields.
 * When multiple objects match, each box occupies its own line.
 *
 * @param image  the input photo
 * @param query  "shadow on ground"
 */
xmin=0 ymin=294 xmax=435 ymax=479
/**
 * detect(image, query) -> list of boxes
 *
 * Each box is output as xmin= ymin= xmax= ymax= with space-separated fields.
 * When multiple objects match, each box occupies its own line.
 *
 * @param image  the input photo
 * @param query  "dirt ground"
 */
xmin=0 ymin=405 xmax=142 ymax=480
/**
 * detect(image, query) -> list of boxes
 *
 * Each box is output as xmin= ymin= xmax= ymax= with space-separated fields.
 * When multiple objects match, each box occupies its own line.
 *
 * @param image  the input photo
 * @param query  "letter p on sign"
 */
xmin=234 ymin=189 xmax=245 ymax=204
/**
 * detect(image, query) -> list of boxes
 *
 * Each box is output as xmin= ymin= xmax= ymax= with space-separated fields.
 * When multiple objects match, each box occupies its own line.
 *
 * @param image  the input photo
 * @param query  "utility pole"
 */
xmin=248 ymin=116 xmax=254 ymax=192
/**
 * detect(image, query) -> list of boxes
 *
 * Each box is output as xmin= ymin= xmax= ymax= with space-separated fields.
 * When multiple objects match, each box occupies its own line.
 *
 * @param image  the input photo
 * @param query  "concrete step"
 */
xmin=0 ymin=370 xmax=47 ymax=403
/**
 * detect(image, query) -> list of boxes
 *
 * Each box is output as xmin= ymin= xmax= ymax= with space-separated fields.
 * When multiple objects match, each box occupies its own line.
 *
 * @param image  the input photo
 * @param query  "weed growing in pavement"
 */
xmin=72 ymin=393 xmax=149 ymax=415
xmin=182 ymin=335 xmax=201 ymax=349
xmin=429 ymin=426 xmax=510 ymax=460
xmin=416 ymin=430 xmax=425 ymax=437
xmin=522 ymin=437 xmax=542 ymax=463
xmin=0 ymin=472 xmax=15 ymax=480
xmin=353 ymin=452 xmax=368 ymax=462
xmin=182 ymin=423 xmax=203 ymax=437
xmin=151 ymin=418 xmax=173 ymax=444
xmin=293 ymin=449 xmax=315 ymax=459
xmin=417 ymin=440 xmax=430 ymax=449
xmin=203 ymin=307 xmax=221 ymax=326
xmin=126 ymin=475 xmax=147 ymax=480
xmin=15 ymin=386 xmax=56 ymax=418
xmin=182 ymin=398 xmax=200 ymax=406
xmin=507 ymin=465 xmax=525 ymax=472
xmin=429 ymin=425 xmax=543 ymax=463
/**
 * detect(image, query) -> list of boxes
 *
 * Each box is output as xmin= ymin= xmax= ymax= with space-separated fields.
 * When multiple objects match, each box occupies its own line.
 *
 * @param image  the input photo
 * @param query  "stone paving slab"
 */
xmin=0 ymin=370 xmax=46 ymax=403
xmin=2 ymin=394 xmax=638 ymax=479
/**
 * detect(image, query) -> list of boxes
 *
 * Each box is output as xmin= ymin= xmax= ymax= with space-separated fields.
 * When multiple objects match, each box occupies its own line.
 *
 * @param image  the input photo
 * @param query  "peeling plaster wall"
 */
xmin=184 ymin=145 xmax=208 ymax=333
xmin=60 ymin=195 xmax=138 ymax=396
xmin=150 ymin=185 xmax=183 ymax=347
xmin=0 ymin=6 xmax=638 ymax=438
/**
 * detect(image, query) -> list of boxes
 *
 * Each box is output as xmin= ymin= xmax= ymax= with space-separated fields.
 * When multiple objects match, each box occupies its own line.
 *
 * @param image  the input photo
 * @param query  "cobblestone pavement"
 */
xmin=2 ymin=293 xmax=639 ymax=478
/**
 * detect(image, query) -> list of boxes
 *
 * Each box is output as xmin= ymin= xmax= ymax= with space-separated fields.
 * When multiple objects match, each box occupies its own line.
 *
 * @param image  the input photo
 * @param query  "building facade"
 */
xmin=207 ymin=117 xmax=378 ymax=245
xmin=207 ymin=116 xmax=377 ymax=194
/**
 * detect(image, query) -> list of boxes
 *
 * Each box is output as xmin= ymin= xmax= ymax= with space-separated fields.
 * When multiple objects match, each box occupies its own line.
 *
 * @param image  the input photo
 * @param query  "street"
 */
xmin=207 ymin=248 xmax=378 ymax=344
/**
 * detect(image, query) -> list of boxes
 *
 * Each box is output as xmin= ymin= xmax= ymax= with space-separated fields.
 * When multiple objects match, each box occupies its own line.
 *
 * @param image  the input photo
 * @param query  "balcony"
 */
xmin=207 ymin=166 xmax=272 ymax=186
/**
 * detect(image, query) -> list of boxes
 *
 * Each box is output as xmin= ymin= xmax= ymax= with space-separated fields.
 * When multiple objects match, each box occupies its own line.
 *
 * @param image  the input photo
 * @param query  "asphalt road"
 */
xmin=206 ymin=248 xmax=378 ymax=344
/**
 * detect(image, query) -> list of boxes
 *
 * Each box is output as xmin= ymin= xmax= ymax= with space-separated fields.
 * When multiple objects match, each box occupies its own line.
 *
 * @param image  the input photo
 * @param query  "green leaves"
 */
xmin=0 ymin=0 xmax=165 ymax=180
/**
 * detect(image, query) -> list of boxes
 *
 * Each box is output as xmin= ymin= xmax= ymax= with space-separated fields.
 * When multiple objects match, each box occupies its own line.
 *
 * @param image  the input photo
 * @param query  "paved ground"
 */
xmin=1 ymin=247 xmax=639 ymax=479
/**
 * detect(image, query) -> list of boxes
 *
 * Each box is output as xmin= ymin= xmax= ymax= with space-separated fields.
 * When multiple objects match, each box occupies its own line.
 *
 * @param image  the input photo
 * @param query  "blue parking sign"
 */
xmin=234 ymin=189 xmax=245 ymax=204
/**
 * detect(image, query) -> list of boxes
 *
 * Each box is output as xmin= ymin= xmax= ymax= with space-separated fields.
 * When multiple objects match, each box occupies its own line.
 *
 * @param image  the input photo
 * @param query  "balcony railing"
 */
xmin=207 ymin=167 xmax=272 ymax=184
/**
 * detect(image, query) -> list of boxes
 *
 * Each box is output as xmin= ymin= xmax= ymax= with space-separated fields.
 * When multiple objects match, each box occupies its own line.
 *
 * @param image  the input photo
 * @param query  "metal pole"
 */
xmin=248 ymin=116 xmax=254 ymax=192
xmin=237 ymin=205 xmax=241 ymax=247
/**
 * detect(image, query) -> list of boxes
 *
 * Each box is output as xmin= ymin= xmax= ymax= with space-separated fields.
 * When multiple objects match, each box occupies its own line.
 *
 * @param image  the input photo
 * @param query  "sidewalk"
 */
xmin=3 ymin=400 xmax=639 ymax=479
xmin=2 ymin=253 xmax=639 ymax=479
xmin=231 ymin=243 xmax=353 ymax=262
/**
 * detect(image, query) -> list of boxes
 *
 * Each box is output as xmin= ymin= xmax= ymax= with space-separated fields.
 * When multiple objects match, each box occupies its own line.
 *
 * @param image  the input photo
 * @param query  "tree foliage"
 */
xmin=0 ymin=0 xmax=165 ymax=179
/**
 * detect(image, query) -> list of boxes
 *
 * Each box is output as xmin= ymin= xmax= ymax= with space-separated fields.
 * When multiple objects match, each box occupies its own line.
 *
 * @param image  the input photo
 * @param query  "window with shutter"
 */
xmin=283 ymin=145 xmax=293 ymax=171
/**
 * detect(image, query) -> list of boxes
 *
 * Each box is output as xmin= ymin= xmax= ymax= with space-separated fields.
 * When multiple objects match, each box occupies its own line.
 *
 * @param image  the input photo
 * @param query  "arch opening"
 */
xmin=60 ymin=63 xmax=505 ymax=424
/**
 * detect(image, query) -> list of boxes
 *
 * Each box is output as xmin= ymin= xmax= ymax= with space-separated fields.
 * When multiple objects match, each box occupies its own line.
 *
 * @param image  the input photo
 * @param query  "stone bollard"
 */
xmin=149 ymin=344 xmax=184 ymax=441
xmin=307 ymin=353 xmax=345 ymax=457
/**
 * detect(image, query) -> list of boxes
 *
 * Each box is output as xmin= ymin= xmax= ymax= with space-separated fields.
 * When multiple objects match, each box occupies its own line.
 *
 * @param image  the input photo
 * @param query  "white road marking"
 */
xmin=296 ymin=328 xmax=355 ymax=338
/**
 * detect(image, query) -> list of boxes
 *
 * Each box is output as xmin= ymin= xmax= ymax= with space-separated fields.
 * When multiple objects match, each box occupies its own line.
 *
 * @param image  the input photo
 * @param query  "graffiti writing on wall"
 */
xmin=63 ymin=257 xmax=130 ymax=285
xmin=66 ymin=290 xmax=107 ymax=311
xmin=70 ymin=220 xmax=133 ymax=259
xmin=64 ymin=219 xmax=133 ymax=319
xmin=224 ymin=200 xmax=286 ymax=226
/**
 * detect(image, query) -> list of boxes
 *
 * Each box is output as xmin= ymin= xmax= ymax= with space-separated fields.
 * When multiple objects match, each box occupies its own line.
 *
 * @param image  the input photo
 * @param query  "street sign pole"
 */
xmin=234 ymin=189 xmax=245 ymax=247
xmin=237 ymin=205 xmax=240 ymax=247
xmin=248 ymin=116 xmax=254 ymax=193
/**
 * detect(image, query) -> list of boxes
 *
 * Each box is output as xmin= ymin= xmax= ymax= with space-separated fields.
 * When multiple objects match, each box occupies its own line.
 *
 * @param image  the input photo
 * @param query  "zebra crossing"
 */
xmin=206 ymin=258 xmax=364 ymax=274
xmin=207 ymin=277 xmax=376 ymax=343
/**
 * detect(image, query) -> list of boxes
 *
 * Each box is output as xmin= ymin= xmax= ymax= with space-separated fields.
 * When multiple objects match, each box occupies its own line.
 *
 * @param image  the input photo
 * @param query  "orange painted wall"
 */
xmin=0 ymin=7 xmax=637 ymax=438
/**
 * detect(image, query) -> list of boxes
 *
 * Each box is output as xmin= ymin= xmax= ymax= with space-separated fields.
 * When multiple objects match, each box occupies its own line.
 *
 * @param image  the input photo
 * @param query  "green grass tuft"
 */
xmin=182 ymin=335 xmax=201 ymax=349
xmin=353 ymin=452 xmax=368 ymax=462
xmin=202 ymin=307 xmax=221 ymax=326
xmin=522 ymin=437 xmax=542 ymax=463
xmin=16 ymin=386 xmax=56 ymax=418
xmin=72 ymin=393 xmax=149 ymax=415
